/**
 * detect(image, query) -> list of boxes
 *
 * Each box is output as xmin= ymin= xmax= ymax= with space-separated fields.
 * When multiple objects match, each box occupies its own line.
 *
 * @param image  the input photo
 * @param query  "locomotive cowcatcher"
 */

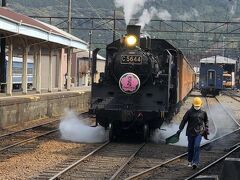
xmin=90 ymin=25 xmax=195 ymax=141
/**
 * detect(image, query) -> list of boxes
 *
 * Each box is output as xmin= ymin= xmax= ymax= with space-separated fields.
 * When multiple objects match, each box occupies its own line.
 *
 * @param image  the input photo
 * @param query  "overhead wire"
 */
xmin=84 ymin=0 xmax=122 ymax=37
xmin=198 ymin=1 xmax=235 ymax=58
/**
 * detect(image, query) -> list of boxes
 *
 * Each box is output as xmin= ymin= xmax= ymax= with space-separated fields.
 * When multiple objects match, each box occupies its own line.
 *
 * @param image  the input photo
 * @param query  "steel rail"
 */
xmin=0 ymin=111 xmax=88 ymax=139
xmin=0 ymin=129 xmax=58 ymax=152
xmin=205 ymin=97 xmax=218 ymax=137
xmin=109 ymin=143 xmax=145 ymax=180
xmin=125 ymin=151 xmax=188 ymax=180
xmin=125 ymin=97 xmax=240 ymax=180
xmin=215 ymin=96 xmax=240 ymax=127
xmin=49 ymin=141 xmax=110 ymax=180
xmin=185 ymin=143 xmax=240 ymax=180
xmin=222 ymin=91 xmax=240 ymax=103
xmin=0 ymin=114 xmax=90 ymax=152
xmin=0 ymin=119 xmax=59 ymax=138
xmin=126 ymin=128 xmax=240 ymax=180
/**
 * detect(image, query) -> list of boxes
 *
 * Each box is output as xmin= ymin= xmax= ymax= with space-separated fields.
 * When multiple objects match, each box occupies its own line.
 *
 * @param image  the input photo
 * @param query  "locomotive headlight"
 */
xmin=125 ymin=35 xmax=137 ymax=47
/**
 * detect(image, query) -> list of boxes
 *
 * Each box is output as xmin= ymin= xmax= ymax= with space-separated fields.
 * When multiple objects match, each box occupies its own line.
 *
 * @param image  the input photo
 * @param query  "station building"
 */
xmin=0 ymin=7 xmax=105 ymax=96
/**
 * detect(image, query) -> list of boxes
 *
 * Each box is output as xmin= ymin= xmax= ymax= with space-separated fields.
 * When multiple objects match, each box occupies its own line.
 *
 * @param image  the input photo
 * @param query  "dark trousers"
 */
xmin=187 ymin=135 xmax=202 ymax=164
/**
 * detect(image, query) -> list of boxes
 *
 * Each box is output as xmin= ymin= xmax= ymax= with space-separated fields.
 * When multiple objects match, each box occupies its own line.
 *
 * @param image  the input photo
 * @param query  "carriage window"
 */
xmin=27 ymin=63 xmax=34 ymax=74
xmin=209 ymin=72 xmax=213 ymax=79
xmin=13 ymin=62 xmax=22 ymax=74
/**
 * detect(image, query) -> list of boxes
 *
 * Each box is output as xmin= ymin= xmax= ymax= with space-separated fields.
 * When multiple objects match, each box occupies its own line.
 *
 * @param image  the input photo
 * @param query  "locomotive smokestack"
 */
xmin=127 ymin=25 xmax=141 ymax=36
xmin=126 ymin=25 xmax=141 ymax=47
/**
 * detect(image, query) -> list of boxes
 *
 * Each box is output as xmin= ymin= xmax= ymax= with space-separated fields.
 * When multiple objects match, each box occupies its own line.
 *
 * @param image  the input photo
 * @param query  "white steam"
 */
xmin=137 ymin=7 xmax=157 ymax=29
xmin=229 ymin=0 xmax=238 ymax=17
xmin=114 ymin=0 xmax=172 ymax=28
xmin=137 ymin=7 xmax=172 ymax=29
xmin=115 ymin=0 xmax=147 ymax=25
xmin=59 ymin=110 xmax=108 ymax=143
xmin=208 ymin=104 xmax=239 ymax=136
xmin=157 ymin=9 xmax=172 ymax=20
xmin=152 ymin=101 xmax=239 ymax=147
xmin=151 ymin=123 xmax=215 ymax=147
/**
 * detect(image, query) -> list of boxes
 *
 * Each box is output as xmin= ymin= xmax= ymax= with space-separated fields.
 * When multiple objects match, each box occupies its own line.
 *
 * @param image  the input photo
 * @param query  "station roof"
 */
xmin=200 ymin=55 xmax=236 ymax=64
xmin=0 ymin=7 xmax=88 ymax=50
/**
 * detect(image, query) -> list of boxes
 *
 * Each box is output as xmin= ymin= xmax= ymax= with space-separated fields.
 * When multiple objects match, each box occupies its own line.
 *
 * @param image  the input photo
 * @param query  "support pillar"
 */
xmin=48 ymin=49 xmax=53 ymax=92
xmin=36 ymin=48 xmax=41 ymax=93
xmin=67 ymin=48 xmax=72 ymax=90
xmin=0 ymin=35 xmax=6 ymax=87
xmin=22 ymin=46 xmax=29 ymax=94
xmin=58 ymin=48 xmax=63 ymax=91
xmin=32 ymin=50 xmax=37 ymax=90
xmin=6 ymin=41 xmax=13 ymax=96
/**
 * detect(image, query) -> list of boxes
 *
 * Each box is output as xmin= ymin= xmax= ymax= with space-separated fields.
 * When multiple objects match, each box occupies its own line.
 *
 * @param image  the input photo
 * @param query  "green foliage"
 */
xmin=8 ymin=0 xmax=240 ymax=22
xmin=7 ymin=0 xmax=240 ymax=58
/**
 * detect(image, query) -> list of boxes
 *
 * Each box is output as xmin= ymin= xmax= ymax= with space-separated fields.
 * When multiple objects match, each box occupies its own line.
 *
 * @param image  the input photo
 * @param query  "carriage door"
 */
xmin=207 ymin=70 xmax=216 ymax=87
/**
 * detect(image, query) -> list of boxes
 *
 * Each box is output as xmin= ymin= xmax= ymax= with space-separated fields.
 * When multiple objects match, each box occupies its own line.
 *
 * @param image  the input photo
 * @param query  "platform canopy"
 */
xmin=200 ymin=55 xmax=237 ymax=64
xmin=0 ymin=7 xmax=88 ymax=50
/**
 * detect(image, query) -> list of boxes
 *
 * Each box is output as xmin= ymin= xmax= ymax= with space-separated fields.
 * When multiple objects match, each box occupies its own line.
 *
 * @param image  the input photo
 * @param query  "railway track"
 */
xmin=206 ymin=96 xmax=240 ymax=134
xmin=0 ymin=120 xmax=59 ymax=153
xmin=32 ymin=142 xmax=146 ymax=179
xmin=30 ymin=97 xmax=240 ymax=179
xmin=119 ymin=97 xmax=240 ymax=179
xmin=222 ymin=90 xmax=240 ymax=103
xmin=0 ymin=112 xmax=89 ymax=155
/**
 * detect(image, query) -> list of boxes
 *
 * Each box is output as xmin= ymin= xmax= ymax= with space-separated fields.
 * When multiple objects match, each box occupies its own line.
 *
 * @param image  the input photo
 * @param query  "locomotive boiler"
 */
xmin=90 ymin=25 xmax=195 ymax=141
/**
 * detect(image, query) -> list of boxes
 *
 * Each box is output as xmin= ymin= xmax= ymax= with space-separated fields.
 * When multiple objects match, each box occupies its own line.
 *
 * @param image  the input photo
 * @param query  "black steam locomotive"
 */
xmin=90 ymin=25 xmax=194 ymax=141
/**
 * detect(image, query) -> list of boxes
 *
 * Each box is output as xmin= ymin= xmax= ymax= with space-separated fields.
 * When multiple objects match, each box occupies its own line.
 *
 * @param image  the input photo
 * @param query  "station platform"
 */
xmin=0 ymin=86 xmax=90 ymax=98
xmin=0 ymin=86 xmax=91 ymax=128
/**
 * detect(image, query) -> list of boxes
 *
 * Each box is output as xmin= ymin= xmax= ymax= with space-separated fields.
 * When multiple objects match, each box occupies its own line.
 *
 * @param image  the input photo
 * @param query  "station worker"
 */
xmin=177 ymin=97 xmax=209 ymax=169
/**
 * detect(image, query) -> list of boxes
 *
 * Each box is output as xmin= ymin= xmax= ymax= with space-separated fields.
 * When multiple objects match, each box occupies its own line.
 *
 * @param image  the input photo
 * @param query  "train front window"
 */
xmin=208 ymin=71 xmax=214 ymax=80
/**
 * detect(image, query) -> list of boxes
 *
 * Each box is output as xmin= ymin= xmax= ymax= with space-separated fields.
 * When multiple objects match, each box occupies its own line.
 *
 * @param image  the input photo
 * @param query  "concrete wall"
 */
xmin=0 ymin=91 xmax=90 ymax=128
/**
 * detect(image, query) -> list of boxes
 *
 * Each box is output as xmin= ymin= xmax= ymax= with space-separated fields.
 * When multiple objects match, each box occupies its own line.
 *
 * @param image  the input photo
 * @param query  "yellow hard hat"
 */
xmin=193 ymin=97 xmax=202 ymax=107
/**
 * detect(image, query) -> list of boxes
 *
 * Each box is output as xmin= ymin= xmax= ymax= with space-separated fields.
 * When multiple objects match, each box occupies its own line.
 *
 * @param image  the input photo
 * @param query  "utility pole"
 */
xmin=0 ymin=0 xmax=7 ymax=91
xmin=68 ymin=0 xmax=71 ymax=34
xmin=113 ymin=9 xmax=116 ymax=41
xmin=66 ymin=0 xmax=72 ymax=90
xmin=88 ymin=30 xmax=92 ymax=86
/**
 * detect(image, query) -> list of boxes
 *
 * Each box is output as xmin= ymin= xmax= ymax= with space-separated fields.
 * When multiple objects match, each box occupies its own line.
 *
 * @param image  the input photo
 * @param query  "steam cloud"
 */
xmin=157 ymin=9 xmax=172 ymax=20
xmin=137 ymin=8 xmax=157 ymax=29
xmin=137 ymin=7 xmax=172 ymax=29
xmin=114 ymin=0 xmax=172 ymax=28
xmin=59 ymin=110 xmax=108 ymax=143
xmin=152 ymin=102 xmax=239 ymax=147
xmin=229 ymin=0 xmax=238 ymax=17
xmin=115 ymin=0 xmax=147 ymax=25
xmin=151 ymin=123 xmax=215 ymax=147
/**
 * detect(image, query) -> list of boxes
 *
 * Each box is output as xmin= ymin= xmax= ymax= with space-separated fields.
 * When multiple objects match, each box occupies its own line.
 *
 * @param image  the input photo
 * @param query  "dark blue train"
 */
xmin=199 ymin=63 xmax=223 ymax=96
